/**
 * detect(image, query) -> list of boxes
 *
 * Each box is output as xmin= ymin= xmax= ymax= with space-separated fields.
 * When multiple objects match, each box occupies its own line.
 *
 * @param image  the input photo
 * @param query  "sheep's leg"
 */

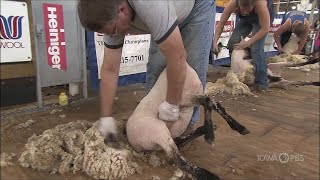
xmin=269 ymin=79 xmax=320 ymax=88
xmin=212 ymin=101 xmax=250 ymax=135
xmin=174 ymin=125 xmax=218 ymax=149
xmin=268 ymin=75 xmax=283 ymax=82
xmin=174 ymin=96 xmax=216 ymax=148
xmin=289 ymin=58 xmax=319 ymax=67
xmin=195 ymin=95 xmax=250 ymax=135
xmin=160 ymin=138 xmax=220 ymax=180
xmin=194 ymin=95 xmax=215 ymax=144
xmin=175 ymin=96 xmax=250 ymax=148
xmin=202 ymin=96 xmax=215 ymax=145
xmin=289 ymin=81 xmax=320 ymax=86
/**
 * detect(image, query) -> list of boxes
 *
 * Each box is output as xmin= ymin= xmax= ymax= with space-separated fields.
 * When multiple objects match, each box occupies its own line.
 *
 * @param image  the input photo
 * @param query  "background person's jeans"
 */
xmin=227 ymin=1 xmax=274 ymax=89
xmin=146 ymin=0 xmax=216 ymax=125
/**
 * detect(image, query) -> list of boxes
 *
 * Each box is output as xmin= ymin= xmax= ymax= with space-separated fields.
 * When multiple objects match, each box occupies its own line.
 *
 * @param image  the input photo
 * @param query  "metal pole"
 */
xmin=81 ymin=28 xmax=88 ymax=99
xmin=31 ymin=0 xmax=43 ymax=108
xmin=76 ymin=10 xmax=88 ymax=99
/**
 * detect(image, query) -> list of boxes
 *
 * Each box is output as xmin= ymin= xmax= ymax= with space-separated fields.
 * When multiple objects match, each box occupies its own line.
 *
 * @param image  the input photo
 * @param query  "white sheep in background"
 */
xmin=206 ymin=47 xmax=319 ymax=96
xmin=126 ymin=64 xmax=250 ymax=180
xmin=231 ymin=49 xmax=319 ymax=89
xmin=231 ymin=33 xmax=318 ymax=86
xmin=283 ymin=35 xmax=300 ymax=54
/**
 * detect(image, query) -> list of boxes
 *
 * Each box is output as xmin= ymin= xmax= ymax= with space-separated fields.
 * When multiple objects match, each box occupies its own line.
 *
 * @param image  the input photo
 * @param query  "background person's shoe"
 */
xmin=251 ymin=84 xmax=269 ymax=92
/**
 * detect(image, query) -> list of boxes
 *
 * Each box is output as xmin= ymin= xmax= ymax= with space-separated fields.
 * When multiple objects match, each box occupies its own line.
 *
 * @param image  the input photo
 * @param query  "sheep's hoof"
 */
xmin=204 ymin=135 xmax=214 ymax=145
xmin=230 ymin=123 xmax=250 ymax=135
xmin=195 ymin=168 xmax=220 ymax=180
xmin=240 ymin=128 xmax=251 ymax=135
xmin=235 ymin=125 xmax=251 ymax=135
xmin=204 ymin=125 xmax=218 ymax=145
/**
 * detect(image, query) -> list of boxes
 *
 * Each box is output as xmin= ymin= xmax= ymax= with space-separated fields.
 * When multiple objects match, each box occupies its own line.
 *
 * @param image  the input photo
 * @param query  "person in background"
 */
xmin=77 ymin=0 xmax=215 ymax=141
xmin=213 ymin=0 xmax=274 ymax=92
xmin=273 ymin=11 xmax=310 ymax=55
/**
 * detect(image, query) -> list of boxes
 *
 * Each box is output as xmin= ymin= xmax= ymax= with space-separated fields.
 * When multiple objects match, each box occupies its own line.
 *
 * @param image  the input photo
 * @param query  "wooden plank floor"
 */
xmin=1 ymin=67 xmax=319 ymax=180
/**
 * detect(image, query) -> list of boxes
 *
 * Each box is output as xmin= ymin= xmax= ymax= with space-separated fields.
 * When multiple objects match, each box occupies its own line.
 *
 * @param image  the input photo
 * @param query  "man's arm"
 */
xmin=158 ymin=27 xmax=187 ymax=106
xmin=100 ymin=47 xmax=122 ymax=117
xmin=296 ymin=20 xmax=310 ymax=54
xmin=213 ymin=0 xmax=236 ymax=51
xmin=247 ymin=0 xmax=270 ymax=45
xmin=273 ymin=20 xmax=291 ymax=51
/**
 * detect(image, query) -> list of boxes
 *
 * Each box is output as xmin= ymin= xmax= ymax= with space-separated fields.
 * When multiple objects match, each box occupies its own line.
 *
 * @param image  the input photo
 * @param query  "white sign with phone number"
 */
xmin=94 ymin=33 xmax=150 ymax=78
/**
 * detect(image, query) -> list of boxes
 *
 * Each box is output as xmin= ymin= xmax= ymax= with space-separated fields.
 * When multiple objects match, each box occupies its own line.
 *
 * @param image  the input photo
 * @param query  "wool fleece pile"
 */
xmin=18 ymin=120 xmax=143 ymax=179
xmin=205 ymin=70 xmax=254 ymax=96
xmin=267 ymin=53 xmax=319 ymax=72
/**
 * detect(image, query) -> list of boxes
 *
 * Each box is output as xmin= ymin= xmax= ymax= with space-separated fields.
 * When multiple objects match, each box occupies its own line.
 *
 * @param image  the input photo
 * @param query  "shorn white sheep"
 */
xmin=231 ymin=49 xmax=319 ymax=89
xmin=126 ymin=64 xmax=250 ymax=180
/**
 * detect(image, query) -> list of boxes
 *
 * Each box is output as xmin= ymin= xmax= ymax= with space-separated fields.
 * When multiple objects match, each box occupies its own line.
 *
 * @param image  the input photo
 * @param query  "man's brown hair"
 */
xmin=238 ymin=0 xmax=255 ymax=7
xmin=77 ymin=0 xmax=123 ymax=31
xmin=294 ymin=22 xmax=305 ymax=37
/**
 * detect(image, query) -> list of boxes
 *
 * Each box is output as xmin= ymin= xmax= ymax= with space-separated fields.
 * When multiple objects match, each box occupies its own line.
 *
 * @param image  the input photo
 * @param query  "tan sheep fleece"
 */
xmin=19 ymin=120 xmax=142 ymax=179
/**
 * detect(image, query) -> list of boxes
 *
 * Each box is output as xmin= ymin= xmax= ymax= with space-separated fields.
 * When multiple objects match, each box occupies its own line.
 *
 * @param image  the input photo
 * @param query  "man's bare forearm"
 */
xmin=100 ymin=48 xmax=122 ymax=117
xmin=213 ymin=4 xmax=233 ymax=45
xmin=273 ymin=33 xmax=283 ymax=49
xmin=297 ymin=31 xmax=309 ymax=52
xmin=158 ymin=27 xmax=187 ymax=106
xmin=100 ymin=70 xmax=119 ymax=117
xmin=213 ymin=23 xmax=224 ymax=45
xmin=166 ymin=54 xmax=187 ymax=105
xmin=248 ymin=28 xmax=269 ymax=46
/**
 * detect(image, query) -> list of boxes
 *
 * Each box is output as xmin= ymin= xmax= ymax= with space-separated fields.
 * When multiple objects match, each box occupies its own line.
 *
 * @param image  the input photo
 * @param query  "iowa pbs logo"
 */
xmin=257 ymin=153 xmax=304 ymax=163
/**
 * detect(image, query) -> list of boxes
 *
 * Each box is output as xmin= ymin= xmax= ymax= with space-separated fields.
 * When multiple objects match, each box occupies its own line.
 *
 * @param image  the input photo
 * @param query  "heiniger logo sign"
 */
xmin=43 ymin=3 xmax=67 ymax=71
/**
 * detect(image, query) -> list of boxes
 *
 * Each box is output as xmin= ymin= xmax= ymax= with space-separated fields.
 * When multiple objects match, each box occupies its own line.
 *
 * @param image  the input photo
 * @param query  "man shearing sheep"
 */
xmin=273 ymin=11 xmax=310 ymax=55
xmin=213 ymin=0 xmax=274 ymax=92
xmin=77 ymin=0 xmax=215 ymax=141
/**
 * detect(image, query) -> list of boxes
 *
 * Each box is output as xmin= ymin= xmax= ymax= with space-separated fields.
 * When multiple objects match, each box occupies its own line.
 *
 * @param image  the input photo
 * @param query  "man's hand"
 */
xmin=213 ymin=43 xmax=220 ymax=56
xmin=158 ymin=101 xmax=180 ymax=121
xmin=98 ymin=117 xmax=118 ymax=141
xmin=277 ymin=47 xmax=284 ymax=54
xmin=234 ymin=36 xmax=251 ymax=50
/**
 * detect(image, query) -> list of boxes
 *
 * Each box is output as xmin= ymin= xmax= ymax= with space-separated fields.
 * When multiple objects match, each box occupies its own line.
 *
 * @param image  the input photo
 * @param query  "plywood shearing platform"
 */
xmin=1 ymin=67 xmax=319 ymax=180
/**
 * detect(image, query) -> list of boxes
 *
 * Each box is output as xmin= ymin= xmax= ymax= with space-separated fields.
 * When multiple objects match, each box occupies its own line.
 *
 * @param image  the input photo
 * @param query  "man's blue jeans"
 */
xmin=146 ymin=0 xmax=216 ymax=125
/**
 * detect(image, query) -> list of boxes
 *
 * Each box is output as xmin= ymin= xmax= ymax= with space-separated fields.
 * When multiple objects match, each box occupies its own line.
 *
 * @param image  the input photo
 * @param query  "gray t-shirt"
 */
xmin=104 ymin=0 xmax=195 ymax=49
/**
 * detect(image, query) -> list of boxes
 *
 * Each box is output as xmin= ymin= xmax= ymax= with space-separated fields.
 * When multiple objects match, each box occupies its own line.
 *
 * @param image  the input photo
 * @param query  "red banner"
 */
xmin=270 ymin=23 xmax=281 ymax=33
xmin=215 ymin=20 xmax=235 ymax=33
xmin=43 ymin=3 xmax=67 ymax=71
